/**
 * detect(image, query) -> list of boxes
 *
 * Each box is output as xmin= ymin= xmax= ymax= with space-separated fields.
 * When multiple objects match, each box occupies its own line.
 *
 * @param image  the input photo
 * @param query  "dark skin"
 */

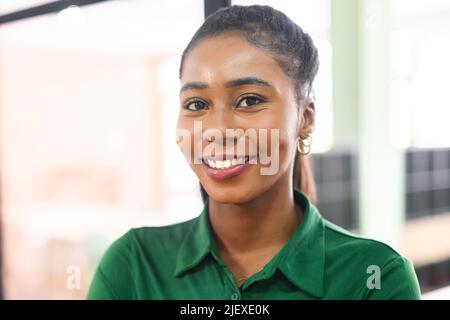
xmin=177 ymin=32 xmax=316 ymax=286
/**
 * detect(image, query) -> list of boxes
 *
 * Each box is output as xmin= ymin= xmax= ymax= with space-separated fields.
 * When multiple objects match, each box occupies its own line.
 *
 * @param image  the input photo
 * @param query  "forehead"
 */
xmin=181 ymin=33 xmax=289 ymax=83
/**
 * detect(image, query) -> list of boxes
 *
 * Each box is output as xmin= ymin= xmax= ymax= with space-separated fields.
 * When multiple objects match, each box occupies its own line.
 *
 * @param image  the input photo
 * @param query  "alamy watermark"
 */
xmin=176 ymin=120 xmax=280 ymax=175
xmin=366 ymin=265 xmax=381 ymax=290
xmin=66 ymin=264 xmax=81 ymax=290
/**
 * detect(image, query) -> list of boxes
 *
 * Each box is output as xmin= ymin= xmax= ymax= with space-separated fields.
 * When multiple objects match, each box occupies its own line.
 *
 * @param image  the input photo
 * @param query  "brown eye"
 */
xmin=185 ymin=100 xmax=208 ymax=111
xmin=236 ymin=96 xmax=264 ymax=108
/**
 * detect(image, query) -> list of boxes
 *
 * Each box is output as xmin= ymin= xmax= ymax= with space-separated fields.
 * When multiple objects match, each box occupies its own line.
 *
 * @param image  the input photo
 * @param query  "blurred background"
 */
xmin=0 ymin=0 xmax=448 ymax=299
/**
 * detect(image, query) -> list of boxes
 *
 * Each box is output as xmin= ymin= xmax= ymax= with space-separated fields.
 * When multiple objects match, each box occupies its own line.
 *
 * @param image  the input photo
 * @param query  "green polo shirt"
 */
xmin=87 ymin=188 xmax=421 ymax=300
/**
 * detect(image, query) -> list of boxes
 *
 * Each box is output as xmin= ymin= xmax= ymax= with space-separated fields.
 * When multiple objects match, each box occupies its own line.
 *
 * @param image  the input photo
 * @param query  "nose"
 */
xmin=209 ymin=102 xmax=233 ymax=128
xmin=202 ymin=105 xmax=238 ymax=146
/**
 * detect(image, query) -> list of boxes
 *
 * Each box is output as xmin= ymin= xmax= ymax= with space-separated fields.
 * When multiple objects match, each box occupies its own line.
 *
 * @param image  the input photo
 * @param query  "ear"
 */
xmin=298 ymin=97 xmax=316 ymax=139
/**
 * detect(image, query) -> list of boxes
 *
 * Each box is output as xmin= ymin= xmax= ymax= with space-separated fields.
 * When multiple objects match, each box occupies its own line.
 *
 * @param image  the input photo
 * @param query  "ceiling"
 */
xmin=0 ymin=0 xmax=52 ymax=15
xmin=0 ymin=0 xmax=204 ymax=55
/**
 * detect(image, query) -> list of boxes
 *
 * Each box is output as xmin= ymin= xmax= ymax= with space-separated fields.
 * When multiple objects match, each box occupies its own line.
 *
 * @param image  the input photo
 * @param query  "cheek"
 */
xmin=257 ymin=127 xmax=293 ymax=178
xmin=252 ymin=111 xmax=298 ymax=174
xmin=176 ymin=117 xmax=197 ymax=165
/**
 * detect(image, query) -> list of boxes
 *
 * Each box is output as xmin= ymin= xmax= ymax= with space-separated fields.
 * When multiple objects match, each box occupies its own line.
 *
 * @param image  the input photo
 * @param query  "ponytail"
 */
xmin=293 ymin=152 xmax=317 ymax=205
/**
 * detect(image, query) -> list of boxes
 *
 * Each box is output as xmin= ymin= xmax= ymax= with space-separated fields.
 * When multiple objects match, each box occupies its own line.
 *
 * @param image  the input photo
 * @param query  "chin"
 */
xmin=205 ymin=185 xmax=257 ymax=204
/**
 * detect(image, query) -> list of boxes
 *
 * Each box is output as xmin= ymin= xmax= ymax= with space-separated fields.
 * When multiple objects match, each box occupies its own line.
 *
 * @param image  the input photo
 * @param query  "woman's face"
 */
xmin=177 ymin=33 xmax=314 ymax=204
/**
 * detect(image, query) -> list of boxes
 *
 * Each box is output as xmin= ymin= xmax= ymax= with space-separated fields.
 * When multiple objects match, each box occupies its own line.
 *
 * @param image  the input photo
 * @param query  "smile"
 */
xmin=203 ymin=155 xmax=255 ymax=169
xmin=201 ymin=155 xmax=257 ymax=181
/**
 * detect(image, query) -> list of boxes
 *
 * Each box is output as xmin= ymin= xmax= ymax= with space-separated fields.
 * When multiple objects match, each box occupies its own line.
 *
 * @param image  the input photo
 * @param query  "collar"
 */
xmin=174 ymin=188 xmax=325 ymax=298
xmin=174 ymin=200 xmax=216 ymax=276
xmin=277 ymin=189 xmax=325 ymax=298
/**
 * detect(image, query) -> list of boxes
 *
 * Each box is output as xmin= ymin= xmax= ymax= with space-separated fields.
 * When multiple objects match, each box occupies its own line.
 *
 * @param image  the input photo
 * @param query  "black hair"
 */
xmin=178 ymin=5 xmax=319 ymax=203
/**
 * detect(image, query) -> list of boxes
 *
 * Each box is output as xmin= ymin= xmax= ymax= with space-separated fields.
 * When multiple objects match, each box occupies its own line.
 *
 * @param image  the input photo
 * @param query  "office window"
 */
xmin=0 ymin=0 xmax=203 ymax=299
xmin=390 ymin=0 xmax=450 ymax=149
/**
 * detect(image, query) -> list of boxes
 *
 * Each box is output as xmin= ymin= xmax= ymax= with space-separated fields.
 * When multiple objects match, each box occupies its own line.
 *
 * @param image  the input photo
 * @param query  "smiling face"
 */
xmin=177 ymin=32 xmax=314 ymax=204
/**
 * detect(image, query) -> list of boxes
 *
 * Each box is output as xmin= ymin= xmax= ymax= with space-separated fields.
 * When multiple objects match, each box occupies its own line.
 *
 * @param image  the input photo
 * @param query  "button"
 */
xmin=230 ymin=292 xmax=239 ymax=300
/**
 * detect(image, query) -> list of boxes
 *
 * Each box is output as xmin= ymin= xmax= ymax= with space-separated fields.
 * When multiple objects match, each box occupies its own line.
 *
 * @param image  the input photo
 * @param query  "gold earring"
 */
xmin=297 ymin=135 xmax=312 ymax=155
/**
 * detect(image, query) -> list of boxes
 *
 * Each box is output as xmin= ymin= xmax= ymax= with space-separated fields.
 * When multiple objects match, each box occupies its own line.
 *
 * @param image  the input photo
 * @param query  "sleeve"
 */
xmin=87 ymin=229 xmax=137 ymax=300
xmin=365 ymin=256 xmax=421 ymax=300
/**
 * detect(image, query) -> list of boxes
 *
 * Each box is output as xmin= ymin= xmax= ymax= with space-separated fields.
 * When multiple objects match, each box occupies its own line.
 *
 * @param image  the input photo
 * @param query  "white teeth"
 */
xmin=204 ymin=157 xmax=247 ymax=169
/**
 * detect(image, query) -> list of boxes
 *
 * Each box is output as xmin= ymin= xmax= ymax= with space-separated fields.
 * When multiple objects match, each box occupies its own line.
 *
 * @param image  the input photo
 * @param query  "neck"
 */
xmin=208 ymin=174 xmax=303 ymax=256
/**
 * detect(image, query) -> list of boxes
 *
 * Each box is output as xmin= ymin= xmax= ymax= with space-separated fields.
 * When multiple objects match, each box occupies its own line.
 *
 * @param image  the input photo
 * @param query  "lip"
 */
xmin=202 ymin=156 xmax=256 ymax=181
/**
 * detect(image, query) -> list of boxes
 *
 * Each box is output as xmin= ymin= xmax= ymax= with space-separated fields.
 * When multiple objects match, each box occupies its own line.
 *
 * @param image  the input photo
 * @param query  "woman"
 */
xmin=87 ymin=5 xmax=420 ymax=300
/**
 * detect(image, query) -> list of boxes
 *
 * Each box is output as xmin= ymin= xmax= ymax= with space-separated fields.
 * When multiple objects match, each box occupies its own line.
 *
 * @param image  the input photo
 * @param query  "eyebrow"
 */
xmin=180 ymin=76 xmax=272 ymax=93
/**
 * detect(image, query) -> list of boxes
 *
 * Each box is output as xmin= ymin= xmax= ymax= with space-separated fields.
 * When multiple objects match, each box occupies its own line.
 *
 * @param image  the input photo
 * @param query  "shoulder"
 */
xmin=321 ymin=219 xmax=421 ymax=299
xmin=323 ymin=219 xmax=402 ymax=263
xmin=129 ymin=217 xmax=197 ymax=244
xmin=87 ymin=217 xmax=198 ymax=299
xmin=108 ymin=216 xmax=199 ymax=260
